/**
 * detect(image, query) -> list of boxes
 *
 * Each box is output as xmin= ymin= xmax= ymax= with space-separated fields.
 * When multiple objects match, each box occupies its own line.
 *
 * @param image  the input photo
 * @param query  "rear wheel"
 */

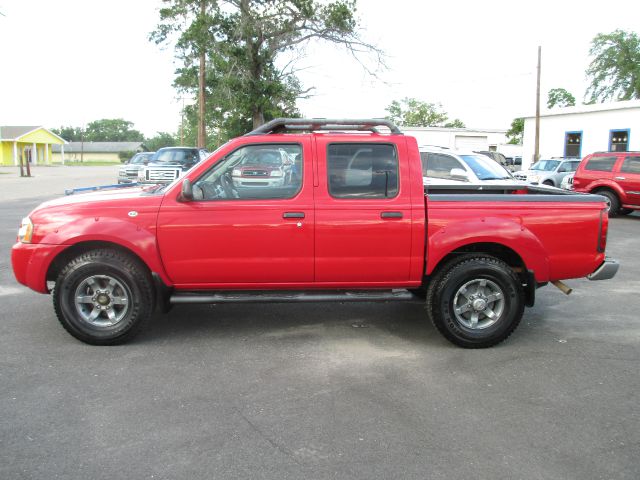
xmin=426 ymin=255 xmax=525 ymax=348
xmin=542 ymin=180 xmax=554 ymax=186
xmin=53 ymin=249 xmax=154 ymax=345
xmin=597 ymin=190 xmax=620 ymax=217
xmin=619 ymin=208 xmax=633 ymax=215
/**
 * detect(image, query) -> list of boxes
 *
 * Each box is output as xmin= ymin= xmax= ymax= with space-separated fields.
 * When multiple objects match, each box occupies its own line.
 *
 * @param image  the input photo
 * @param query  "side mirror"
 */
xmin=181 ymin=178 xmax=194 ymax=201
xmin=450 ymin=168 xmax=470 ymax=181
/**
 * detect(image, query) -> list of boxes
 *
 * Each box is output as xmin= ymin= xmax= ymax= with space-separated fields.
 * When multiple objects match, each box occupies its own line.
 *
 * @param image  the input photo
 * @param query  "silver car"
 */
xmin=420 ymin=146 xmax=522 ymax=186
xmin=514 ymin=159 xmax=581 ymax=187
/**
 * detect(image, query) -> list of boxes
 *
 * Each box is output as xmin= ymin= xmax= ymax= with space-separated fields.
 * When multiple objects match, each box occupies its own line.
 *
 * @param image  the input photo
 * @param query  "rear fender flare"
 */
xmin=426 ymin=217 xmax=550 ymax=281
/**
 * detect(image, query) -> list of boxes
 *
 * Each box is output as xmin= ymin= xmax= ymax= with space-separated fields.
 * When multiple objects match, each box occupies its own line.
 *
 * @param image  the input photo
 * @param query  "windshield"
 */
xmin=460 ymin=155 xmax=512 ymax=180
xmin=130 ymin=153 xmax=151 ymax=165
xmin=153 ymin=149 xmax=198 ymax=164
xmin=531 ymin=160 xmax=560 ymax=171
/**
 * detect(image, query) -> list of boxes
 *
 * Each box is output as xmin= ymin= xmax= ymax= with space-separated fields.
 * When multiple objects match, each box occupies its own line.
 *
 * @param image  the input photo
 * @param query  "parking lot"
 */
xmin=1 ymin=166 xmax=638 ymax=479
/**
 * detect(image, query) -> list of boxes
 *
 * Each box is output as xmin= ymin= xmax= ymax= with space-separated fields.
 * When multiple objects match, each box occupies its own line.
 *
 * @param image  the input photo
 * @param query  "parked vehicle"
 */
xmin=139 ymin=147 xmax=209 ymax=184
xmin=12 ymin=118 xmax=618 ymax=349
xmin=475 ymin=150 xmax=509 ymax=167
xmin=514 ymin=159 xmax=581 ymax=187
xmin=572 ymin=151 xmax=640 ymax=216
xmin=420 ymin=146 xmax=520 ymax=186
xmin=117 ymin=152 xmax=155 ymax=184
xmin=231 ymin=146 xmax=298 ymax=188
xmin=560 ymin=173 xmax=574 ymax=190
xmin=504 ymin=156 xmax=523 ymax=172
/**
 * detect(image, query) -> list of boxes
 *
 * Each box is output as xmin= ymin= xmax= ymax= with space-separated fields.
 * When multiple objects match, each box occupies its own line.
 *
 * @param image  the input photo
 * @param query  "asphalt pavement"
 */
xmin=0 ymin=167 xmax=638 ymax=479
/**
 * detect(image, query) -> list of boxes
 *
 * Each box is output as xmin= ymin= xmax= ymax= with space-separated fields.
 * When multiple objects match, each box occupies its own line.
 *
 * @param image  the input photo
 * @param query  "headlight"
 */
xmin=232 ymin=169 xmax=241 ymax=176
xmin=529 ymin=175 xmax=540 ymax=183
xmin=18 ymin=217 xmax=34 ymax=243
xmin=270 ymin=170 xmax=283 ymax=177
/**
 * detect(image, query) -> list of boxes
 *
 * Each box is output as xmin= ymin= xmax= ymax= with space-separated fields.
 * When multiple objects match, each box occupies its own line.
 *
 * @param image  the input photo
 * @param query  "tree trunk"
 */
xmin=252 ymin=109 xmax=264 ymax=130
xmin=197 ymin=0 xmax=206 ymax=148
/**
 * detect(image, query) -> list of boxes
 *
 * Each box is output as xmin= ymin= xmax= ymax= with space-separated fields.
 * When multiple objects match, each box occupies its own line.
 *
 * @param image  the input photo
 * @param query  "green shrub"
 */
xmin=119 ymin=151 xmax=138 ymax=163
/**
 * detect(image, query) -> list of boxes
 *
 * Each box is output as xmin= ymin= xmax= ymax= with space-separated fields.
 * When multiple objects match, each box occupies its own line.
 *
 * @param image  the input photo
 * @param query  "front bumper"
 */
xmin=11 ymin=242 xmax=68 ymax=293
xmin=587 ymin=257 xmax=620 ymax=281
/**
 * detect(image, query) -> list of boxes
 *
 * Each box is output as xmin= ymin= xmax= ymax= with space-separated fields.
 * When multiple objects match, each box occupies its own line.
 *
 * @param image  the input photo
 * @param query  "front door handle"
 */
xmin=615 ymin=176 xmax=626 ymax=180
xmin=283 ymin=212 xmax=305 ymax=219
xmin=381 ymin=211 xmax=403 ymax=219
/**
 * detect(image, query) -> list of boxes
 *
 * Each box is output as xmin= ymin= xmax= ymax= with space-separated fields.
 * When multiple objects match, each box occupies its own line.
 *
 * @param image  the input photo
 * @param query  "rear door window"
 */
xmin=584 ymin=156 xmax=617 ymax=172
xmin=327 ymin=144 xmax=398 ymax=199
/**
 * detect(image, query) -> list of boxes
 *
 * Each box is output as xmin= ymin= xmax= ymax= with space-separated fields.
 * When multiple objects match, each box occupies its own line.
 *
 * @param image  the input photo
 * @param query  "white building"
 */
xmin=522 ymin=99 xmax=640 ymax=170
xmin=401 ymin=126 xmax=519 ymax=156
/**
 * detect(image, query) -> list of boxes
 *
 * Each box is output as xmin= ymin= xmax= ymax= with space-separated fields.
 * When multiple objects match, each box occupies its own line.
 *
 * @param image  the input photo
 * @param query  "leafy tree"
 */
xmin=506 ymin=118 xmax=524 ymax=145
xmin=50 ymin=126 xmax=84 ymax=142
xmin=385 ymin=98 xmax=465 ymax=128
xmin=152 ymin=0 xmax=382 ymax=144
xmin=586 ymin=29 xmax=640 ymax=102
xmin=547 ymin=88 xmax=576 ymax=109
xmin=145 ymin=132 xmax=178 ymax=151
xmin=84 ymin=119 xmax=144 ymax=142
xmin=151 ymin=1 xmax=217 ymax=147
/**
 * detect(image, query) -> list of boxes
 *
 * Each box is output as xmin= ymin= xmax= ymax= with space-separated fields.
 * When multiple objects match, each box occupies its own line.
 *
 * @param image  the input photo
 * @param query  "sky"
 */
xmin=1 ymin=0 xmax=639 ymax=137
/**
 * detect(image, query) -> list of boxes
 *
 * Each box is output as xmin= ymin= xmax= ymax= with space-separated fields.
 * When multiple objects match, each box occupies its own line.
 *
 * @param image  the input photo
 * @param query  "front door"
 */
xmin=157 ymin=139 xmax=314 ymax=286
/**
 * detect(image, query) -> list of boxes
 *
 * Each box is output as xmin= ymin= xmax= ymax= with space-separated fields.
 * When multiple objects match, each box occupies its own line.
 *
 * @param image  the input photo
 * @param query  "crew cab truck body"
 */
xmin=12 ymin=119 xmax=619 ymax=348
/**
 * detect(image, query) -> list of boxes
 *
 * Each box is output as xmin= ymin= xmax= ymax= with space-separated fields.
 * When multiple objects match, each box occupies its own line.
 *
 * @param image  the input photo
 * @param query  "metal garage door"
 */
xmin=455 ymin=135 xmax=488 ymax=150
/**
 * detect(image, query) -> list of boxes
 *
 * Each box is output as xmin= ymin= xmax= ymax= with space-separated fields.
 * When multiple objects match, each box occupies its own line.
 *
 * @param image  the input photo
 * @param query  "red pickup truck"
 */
xmin=12 ymin=119 xmax=619 ymax=348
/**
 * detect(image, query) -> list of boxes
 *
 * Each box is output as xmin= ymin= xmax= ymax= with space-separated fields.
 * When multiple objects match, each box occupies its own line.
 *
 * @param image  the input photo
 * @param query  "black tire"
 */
xmin=597 ymin=190 xmax=620 ymax=217
xmin=426 ymin=255 xmax=525 ymax=348
xmin=542 ymin=180 xmax=554 ymax=186
xmin=52 ymin=249 xmax=154 ymax=345
xmin=619 ymin=208 xmax=633 ymax=216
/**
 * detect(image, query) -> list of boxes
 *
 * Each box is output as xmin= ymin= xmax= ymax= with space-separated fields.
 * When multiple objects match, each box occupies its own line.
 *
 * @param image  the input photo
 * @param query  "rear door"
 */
xmin=313 ymin=136 xmax=413 ymax=284
xmin=616 ymin=154 xmax=640 ymax=206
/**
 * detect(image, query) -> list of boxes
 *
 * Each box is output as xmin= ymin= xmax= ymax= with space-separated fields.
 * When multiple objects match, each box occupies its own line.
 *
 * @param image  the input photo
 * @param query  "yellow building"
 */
xmin=0 ymin=126 xmax=66 ymax=166
xmin=51 ymin=141 xmax=145 ymax=163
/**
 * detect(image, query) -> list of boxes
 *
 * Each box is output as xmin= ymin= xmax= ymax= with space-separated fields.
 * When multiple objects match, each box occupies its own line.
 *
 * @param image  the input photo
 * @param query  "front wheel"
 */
xmin=426 ymin=255 xmax=525 ymax=348
xmin=53 ymin=249 xmax=154 ymax=345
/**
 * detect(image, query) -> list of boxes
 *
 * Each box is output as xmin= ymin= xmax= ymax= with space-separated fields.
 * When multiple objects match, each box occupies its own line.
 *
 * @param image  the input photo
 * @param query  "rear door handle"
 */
xmin=381 ymin=211 xmax=403 ymax=219
xmin=615 ymin=176 xmax=626 ymax=180
xmin=283 ymin=212 xmax=305 ymax=219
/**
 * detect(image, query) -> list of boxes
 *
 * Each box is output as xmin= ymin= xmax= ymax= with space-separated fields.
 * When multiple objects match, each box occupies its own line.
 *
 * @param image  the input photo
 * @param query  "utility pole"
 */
xmin=180 ymin=96 xmax=185 ymax=146
xmin=197 ymin=0 xmax=206 ymax=148
xmin=534 ymin=46 xmax=542 ymax=163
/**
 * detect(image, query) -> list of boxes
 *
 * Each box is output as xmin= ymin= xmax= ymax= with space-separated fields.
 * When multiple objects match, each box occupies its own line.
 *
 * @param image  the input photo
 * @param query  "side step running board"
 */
xmin=170 ymin=289 xmax=421 ymax=305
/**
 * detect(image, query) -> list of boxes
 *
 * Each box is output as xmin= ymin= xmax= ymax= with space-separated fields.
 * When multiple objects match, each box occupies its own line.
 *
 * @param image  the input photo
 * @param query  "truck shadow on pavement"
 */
xmin=140 ymin=301 xmax=443 ymax=348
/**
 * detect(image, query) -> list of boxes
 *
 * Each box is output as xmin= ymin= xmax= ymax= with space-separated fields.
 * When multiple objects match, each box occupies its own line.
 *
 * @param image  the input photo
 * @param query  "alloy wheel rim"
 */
xmin=74 ymin=275 xmax=130 ymax=327
xmin=453 ymin=278 xmax=505 ymax=330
